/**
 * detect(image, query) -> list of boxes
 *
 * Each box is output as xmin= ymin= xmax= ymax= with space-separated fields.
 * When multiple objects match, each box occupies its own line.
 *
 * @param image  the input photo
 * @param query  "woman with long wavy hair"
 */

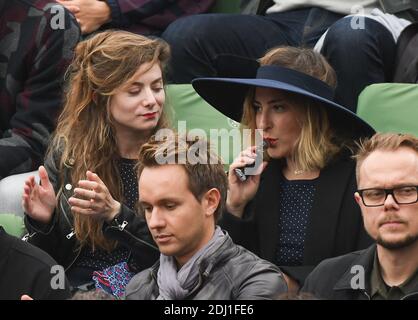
xmin=21 ymin=30 xmax=170 ymax=295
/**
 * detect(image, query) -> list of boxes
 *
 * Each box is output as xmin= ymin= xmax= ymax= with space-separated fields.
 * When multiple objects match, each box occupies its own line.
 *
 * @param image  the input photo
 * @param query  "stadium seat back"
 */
xmin=0 ymin=213 xmax=25 ymax=237
xmin=165 ymin=84 xmax=243 ymax=168
xmin=357 ymin=83 xmax=418 ymax=137
xmin=210 ymin=0 xmax=242 ymax=14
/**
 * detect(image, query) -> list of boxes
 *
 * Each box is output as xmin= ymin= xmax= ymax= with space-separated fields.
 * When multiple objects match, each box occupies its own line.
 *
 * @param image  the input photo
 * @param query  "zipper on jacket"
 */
xmin=58 ymin=186 xmax=81 ymax=271
xmin=22 ymin=232 xmax=33 ymax=242
xmin=113 ymin=218 xmax=128 ymax=231
xmin=60 ymin=189 xmax=76 ymax=229
xmin=108 ymin=223 xmax=158 ymax=251
xmin=66 ymin=229 xmax=75 ymax=239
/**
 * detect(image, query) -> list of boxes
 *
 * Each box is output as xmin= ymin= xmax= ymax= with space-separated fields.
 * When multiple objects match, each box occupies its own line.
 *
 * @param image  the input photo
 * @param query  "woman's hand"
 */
xmin=226 ymin=146 xmax=268 ymax=218
xmin=68 ymin=171 xmax=121 ymax=223
xmin=22 ymin=166 xmax=57 ymax=224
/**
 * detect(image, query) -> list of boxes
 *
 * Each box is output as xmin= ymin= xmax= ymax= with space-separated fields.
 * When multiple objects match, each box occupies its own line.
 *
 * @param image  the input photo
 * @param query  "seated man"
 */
xmin=162 ymin=0 xmax=415 ymax=111
xmin=0 ymin=226 xmax=71 ymax=299
xmin=56 ymin=0 xmax=215 ymax=36
xmin=0 ymin=0 xmax=80 ymax=214
xmin=125 ymin=134 xmax=287 ymax=300
xmin=302 ymin=133 xmax=418 ymax=300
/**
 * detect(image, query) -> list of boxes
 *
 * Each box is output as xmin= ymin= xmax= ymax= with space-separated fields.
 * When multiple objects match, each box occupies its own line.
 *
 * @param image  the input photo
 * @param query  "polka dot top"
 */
xmin=73 ymin=158 xmax=138 ymax=277
xmin=119 ymin=158 xmax=139 ymax=211
xmin=275 ymin=174 xmax=317 ymax=266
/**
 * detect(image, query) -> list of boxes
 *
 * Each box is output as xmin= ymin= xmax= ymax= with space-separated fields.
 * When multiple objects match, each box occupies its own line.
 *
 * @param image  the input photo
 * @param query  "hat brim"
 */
xmin=192 ymin=77 xmax=375 ymax=139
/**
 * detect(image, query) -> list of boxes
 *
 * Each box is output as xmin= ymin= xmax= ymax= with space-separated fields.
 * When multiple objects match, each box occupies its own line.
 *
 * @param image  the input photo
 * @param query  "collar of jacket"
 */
xmin=333 ymin=244 xmax=418 ymax=299
xmin=333 ymin=245 xmax=376 ymax=293
xmin=150 ymin=231 xmax=236 ymax=294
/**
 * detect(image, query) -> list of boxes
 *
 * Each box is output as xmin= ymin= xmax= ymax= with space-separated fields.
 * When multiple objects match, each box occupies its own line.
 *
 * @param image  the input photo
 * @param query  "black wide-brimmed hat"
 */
xmin=192 ymin=64 xmax=375 ymax=139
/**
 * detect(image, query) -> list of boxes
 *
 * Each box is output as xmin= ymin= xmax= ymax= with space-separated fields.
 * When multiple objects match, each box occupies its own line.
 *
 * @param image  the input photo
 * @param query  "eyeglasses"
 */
xmin=357 ymin=186 xmax=418 ymax=207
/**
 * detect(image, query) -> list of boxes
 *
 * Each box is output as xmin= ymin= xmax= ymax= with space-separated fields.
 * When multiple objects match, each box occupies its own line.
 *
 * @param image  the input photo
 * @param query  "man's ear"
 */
xmin=203 ymin=188 xmax=221 ymax=217
xmin=354 ymin=192 xmax=362 ymax=206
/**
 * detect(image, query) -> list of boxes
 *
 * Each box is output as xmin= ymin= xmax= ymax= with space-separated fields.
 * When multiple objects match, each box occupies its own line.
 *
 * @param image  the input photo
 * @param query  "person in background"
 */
xmin=0 ymin=226 xmax=71 ymax=300
xmin=303 ymin=133 xmax=418 ymax=300
xmin=192 ymin=46 xmax=375 ymax=292
xmin=163 ymin=0 xmax=414 ymax=111
xmin=0 ymin=0 xmax=80 ymax=214
xmin=56 ymin=0 xmax=215 ymax=36
xmin=22 ymin=30 xmax=170 ymax=297
xmin=126 ymin=134 xmax=287 ymax=300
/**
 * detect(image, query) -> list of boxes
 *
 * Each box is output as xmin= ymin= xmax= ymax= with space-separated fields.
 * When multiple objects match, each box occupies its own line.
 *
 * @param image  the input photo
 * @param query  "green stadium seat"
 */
xmin=0 ymin=213 xmax=26 ymax=238
xmin=357 ymin=83 xmax=418 ymax=137
xmin=165 ymin=84 xmax=243 ymax=168
xmin=210 ymin=0 xmax=241 ymax=14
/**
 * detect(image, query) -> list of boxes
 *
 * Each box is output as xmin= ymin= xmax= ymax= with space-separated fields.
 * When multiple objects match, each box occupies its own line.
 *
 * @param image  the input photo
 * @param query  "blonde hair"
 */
xmin=137 ymin=134 xmax=228 ymax=223
xmin=241 ymin=46 xmax=347 ymax=171
xmin=354 ymin=133 xmax=418 ymax=183
xmin=50 ymin=30 xmax=170 ymax=251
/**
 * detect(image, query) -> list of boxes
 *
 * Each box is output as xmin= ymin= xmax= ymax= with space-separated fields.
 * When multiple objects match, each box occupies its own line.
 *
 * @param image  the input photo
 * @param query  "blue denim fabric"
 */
xmin=322 ymin=17 xmax=395 ymax=111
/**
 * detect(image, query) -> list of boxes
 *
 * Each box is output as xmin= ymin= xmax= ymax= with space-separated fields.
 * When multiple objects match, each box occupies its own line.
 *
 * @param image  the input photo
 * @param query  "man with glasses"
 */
xmin=302 ymin=133 xmax=418 ymax=300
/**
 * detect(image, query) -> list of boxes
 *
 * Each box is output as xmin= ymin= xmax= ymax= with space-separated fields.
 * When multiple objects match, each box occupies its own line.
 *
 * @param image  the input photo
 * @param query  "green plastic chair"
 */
xmin=357 ymin=83 xmax=418 ymax=137
xmin=210 ymin=0 xmax=241 ymax=14
xmin=0 ymin=213 xmax=26 ymax=238
xmin=166 ymin=84 xmax=243 ymax=168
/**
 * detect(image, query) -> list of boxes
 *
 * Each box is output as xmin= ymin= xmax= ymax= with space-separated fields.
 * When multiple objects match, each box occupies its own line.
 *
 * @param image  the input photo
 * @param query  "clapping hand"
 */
xmin=68 ymin=171 xmax=121 ymax=223
xmin=22 ymin=166 xmax=57 ymax=224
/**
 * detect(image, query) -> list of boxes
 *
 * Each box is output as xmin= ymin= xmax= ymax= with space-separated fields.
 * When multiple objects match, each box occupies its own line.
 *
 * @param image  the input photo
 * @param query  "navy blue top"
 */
xmin=276 ymin=174 xmax=317 ymax=266
xmin=119 ymin=158 xmax=139 ymax=211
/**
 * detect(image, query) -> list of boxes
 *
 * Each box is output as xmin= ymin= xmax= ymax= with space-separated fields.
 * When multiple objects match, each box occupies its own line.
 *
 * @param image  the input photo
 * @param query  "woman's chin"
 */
xmin=136 ymin=120 xmax=159 ymax=131
xmin=267 ymin=148 xmax=283 ymax=160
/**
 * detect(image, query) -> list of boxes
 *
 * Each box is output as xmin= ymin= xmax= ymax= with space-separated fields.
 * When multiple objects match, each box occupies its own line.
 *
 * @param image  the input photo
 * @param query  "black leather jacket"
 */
xmin=23 ymin=149 xmax=159 ymax=274
xmin=125 ymin=232 xmax=288 ymax=300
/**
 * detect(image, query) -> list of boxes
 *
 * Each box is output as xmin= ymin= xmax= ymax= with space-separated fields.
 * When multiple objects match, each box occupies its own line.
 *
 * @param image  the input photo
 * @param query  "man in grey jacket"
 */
xmin=125 ymin=134 xmax=287 ymax=300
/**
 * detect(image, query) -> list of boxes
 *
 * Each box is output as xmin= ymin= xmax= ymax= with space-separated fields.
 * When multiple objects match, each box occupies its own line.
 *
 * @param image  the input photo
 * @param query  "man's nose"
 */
xmin=147 ymin=208 xmax=166 ymax=229
xmin=383 ymin=193 xmax=400 ymax=210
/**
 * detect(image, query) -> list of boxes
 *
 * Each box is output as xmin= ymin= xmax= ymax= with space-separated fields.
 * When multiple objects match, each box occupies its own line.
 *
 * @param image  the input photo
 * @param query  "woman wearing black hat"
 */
xmin=192 ymin=47 xmax=375 ymax=291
